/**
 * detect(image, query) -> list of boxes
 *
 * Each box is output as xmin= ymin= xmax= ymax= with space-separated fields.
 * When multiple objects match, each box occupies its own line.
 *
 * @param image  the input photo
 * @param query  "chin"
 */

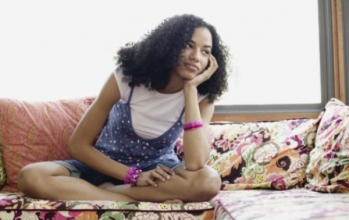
xmin=181 ymin=72 xmax=198 ymax=80
xmin=174 ymin=65 xmax=201 ymax=80
xmin=181 ymin=69 xmax=201 ymax=78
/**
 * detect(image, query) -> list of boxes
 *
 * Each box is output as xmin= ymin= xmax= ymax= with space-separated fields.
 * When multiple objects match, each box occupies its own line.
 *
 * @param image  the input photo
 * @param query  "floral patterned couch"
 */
xmin=0 ymin=97 xmax=348 ymax=220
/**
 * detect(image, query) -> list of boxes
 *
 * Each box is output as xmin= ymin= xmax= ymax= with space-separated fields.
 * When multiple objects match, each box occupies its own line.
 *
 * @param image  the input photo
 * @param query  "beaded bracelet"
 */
xmin=124 ymin=166 xmax=142 ymax=186
xmin=183 ymin=120 xmax=203 ymax=131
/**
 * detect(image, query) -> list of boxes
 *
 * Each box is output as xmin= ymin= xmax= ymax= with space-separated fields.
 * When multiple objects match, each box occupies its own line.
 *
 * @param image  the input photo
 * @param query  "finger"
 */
xmin=159 ymin=167 xmax=175 ymax=179
xmin=151 ymin=170 xmax=167 ymax=181
xmin=154 ymin=168 xmax=172 ymax=180
xmin=160 ymin=166 xmax=175 ymax=176
xmin=204 ymin=56 xmax=215 ymax=73
xmin=210 ymin=55 xmax=218 ymax=69
xmin=147 ymin=178 xmax=158 ymax=187
xmin=207 ymin=56 xmax=218 ymax=75
xmin=203 ymin=56 xmax=216 ymax=77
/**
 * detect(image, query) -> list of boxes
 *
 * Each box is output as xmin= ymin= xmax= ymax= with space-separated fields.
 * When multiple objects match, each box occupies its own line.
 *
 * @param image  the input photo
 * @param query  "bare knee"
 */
xmin=18 ymin=164 xmax=45 ymax=196
xmin=183 ymin=166 xmax=221 ymax=202
xmin=18 ymin=162 xmax=68 ymax=198
xmin=18 ymin=164 xmax=37 ymax=191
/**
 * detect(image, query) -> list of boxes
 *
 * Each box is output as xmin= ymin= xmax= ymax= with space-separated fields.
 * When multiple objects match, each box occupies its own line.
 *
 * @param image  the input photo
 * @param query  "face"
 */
xmin=173 ymin=27 xmax=213 ymax=80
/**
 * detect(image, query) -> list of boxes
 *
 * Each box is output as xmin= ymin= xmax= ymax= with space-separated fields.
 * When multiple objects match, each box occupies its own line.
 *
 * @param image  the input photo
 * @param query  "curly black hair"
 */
xmin=115 ymin=14 xmax=230 ymax=102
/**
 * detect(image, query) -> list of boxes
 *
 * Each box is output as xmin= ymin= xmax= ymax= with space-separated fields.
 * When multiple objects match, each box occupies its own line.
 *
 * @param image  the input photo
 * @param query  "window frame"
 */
xmin=213 ymin=0 xmax=334 ymax=121
xmin=343 ymin=0 xmax=349 ymax=105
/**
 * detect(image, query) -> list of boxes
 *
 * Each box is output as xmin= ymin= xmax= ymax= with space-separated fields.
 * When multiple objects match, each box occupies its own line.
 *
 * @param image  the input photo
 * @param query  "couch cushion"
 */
xmin=0 ymin=191 xmax=214 ymax=220
xmin=0 ymin=98 xmax=94 ymax=190
xmin=175 ymin=118 xmax=320 ymax=190
xmin=212 ymin=189 xmax=349 ymax=220
xmin=305 ymin=98 xmax=349 ymax=193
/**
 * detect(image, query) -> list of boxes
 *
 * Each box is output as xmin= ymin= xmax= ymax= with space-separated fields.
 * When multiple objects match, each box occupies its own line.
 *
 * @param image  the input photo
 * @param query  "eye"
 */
xmin=185 ymin=43 xmax=193 ymax=48
xmin=202 ymin=50 xmax=210 ymax=55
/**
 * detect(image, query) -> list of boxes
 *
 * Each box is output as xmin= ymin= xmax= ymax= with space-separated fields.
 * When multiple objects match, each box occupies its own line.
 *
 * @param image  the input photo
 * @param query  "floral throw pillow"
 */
xmin=176 ymin=118 xmax=321 ymax=190
xmin=305 ymin=98 xmax=349 ymax=193
xmin=0 ymin=97 xmax=94 ymax=190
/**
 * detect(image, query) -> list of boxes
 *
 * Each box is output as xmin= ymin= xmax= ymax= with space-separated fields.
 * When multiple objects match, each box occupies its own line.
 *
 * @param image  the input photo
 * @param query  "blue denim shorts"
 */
xmin=54 ymin=160 xmax=184 ymax=186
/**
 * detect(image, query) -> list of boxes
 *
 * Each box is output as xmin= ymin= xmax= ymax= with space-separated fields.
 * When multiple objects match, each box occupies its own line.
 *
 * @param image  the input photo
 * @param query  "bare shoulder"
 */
xmin=69 ymin=73 xmax=122 ymax=150
xmin=93 ymin=73 xmax=121 ymax=110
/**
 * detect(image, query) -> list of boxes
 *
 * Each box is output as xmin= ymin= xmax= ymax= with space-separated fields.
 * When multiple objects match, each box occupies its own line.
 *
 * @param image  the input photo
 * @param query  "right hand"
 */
xmin=184 ymin=54 xmax=219 ymax=88
xmin=136 ymin=166 xmax=175 ymax=187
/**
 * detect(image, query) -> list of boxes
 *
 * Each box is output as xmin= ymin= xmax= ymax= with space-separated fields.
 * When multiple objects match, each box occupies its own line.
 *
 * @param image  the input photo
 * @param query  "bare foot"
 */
xmin=98 ymin=182 xmax=115 ymax=190
xmin=163 ymin=199 xmax=184 ymax=204
xmin=99 ymin=183 xmax=183 ymax=204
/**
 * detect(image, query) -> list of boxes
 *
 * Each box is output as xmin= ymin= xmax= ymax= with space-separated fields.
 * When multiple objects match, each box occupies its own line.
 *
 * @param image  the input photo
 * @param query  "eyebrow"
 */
xmin=189 ymin=40 xmax=212 ymax=49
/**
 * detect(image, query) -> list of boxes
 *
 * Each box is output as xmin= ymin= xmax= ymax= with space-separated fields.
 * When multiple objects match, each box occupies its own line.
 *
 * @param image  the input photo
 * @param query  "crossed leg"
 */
xmin=98 ymin=165 xmax=222 ymax=202
xmin=18 ymin=162 xmax=134 ymax=201
xmin=18 ymin=162 xmax=221 ymax=202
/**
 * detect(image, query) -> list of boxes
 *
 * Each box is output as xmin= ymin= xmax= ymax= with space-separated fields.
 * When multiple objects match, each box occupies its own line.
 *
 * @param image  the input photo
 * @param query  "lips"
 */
xmin=184 ymin=63 xmax=199 ymax=71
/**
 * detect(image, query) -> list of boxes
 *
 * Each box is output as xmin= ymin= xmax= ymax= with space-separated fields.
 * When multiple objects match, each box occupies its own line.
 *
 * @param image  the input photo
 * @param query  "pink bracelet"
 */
xmin=124 ymin=166 xmax=142 ymax=186
xmin=183 ymin=120 xmax=203 ymax=131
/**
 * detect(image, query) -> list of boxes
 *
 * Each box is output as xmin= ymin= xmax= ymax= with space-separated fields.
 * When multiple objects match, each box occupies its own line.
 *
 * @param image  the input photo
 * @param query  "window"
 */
xmin=0 ymin=0 xmax=333 ymax=115
xmin=343 ymin=0 xmax=349 ymax=105
xmin=217 ymin=0 xmax=335 ymax=115
xmin=217 ymin=1 xmax=320 ymax=106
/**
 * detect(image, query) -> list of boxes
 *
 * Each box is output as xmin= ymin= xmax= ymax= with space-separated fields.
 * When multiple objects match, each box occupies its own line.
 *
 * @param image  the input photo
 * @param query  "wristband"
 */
xmin=124 ymin=166 xmax=142 ymax=186
xmin=183 ymin=120 xmax=204 ymax=131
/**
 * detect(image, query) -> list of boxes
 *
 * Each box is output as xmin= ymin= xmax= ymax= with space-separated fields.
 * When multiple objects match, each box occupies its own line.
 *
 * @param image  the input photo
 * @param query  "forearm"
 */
xmin=183 ymin=85 xmax=210 ymax=171
xmin=68 ymin=144 xmax=129 ymax=181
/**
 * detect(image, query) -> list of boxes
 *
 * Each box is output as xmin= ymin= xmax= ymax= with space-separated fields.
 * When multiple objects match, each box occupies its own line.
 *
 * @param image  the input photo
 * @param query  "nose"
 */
xmin=189 ymin=49 xmax=200 ymax=62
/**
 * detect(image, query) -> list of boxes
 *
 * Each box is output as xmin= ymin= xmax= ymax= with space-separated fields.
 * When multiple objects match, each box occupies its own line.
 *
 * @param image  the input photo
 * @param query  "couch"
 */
xmin=0 ymin=97 xmax=348 ymax=220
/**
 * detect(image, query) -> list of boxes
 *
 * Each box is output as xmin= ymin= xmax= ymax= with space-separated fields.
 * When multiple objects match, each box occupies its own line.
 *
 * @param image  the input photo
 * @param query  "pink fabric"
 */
xmin=0 ymin=97 xmax=94 ymax=190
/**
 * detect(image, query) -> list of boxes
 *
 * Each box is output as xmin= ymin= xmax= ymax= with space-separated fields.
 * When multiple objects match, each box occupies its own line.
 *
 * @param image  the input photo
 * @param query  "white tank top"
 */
xmin=113 ymin=69 xmax=207 ymax=139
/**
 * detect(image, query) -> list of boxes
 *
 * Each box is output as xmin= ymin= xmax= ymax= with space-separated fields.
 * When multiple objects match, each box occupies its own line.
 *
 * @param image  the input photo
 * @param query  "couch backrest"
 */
xmin=0 ymin=97 xmax=94 ymax=190
xmin=2 ymin=97 xmax=348 ymax=193
xmin=175 ymin=118 xmax=321 ymax=190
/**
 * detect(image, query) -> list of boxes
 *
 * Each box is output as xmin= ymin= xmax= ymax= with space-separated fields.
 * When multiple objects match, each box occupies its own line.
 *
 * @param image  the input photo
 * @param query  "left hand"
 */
xmin=185 ymin=54 xmax=219 ymax=87
xmin=136 ymin=166 xmax=174 ymax=187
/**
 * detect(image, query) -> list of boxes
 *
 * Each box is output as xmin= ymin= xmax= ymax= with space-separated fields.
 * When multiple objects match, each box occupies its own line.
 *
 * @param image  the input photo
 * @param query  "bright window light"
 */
xmin=0 ymin=0 xmax=320 ymax=104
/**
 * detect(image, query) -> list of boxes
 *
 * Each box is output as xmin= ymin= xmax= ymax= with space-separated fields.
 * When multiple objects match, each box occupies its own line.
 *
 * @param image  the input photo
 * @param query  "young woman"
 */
xmin=18 ymin=14 xmax=229 ymax=203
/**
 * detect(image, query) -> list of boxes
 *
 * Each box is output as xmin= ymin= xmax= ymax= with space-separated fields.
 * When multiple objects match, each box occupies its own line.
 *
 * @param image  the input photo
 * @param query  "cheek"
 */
xmin=175 ymin=55 xmax=185 ymax=68
xmin=176 ymin=53 xmax=185 ymax=66
xmin=179 ymin=51 xmax=188 ymax=61
xmin=179 ymin=54 xmax=186 ymax=62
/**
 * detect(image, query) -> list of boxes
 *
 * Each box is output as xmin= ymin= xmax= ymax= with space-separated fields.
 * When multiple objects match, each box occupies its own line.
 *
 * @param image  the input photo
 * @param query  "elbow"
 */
xmin=184 ymin=150 xmax=210 ymax=171
xmin=67 ymin=138 xmax=79 ymax=159
xmin=184 ymin=160 xmax=206 ymax=171
xmin=68 ymin=137 xmax=94 ymax=160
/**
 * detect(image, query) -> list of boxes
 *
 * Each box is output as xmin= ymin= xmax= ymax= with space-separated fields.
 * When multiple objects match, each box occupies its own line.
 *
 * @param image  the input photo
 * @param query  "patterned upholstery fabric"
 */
xmin=306 ymin=98 xmax=349 ymax=192
xmin=212 ymin=189 xmax=349 ymax=220
xmin=176 ymin=118 xmax=320 ymax=190
xmin=1 ymin=97 xmax=349 ymax=219
xmin=0 ymin=191 xmax=214 ymax=220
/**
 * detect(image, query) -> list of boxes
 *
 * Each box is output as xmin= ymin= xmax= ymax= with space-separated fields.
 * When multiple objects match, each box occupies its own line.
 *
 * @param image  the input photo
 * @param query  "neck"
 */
xmin=157 ymin=72 xmax=184 ymax=94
